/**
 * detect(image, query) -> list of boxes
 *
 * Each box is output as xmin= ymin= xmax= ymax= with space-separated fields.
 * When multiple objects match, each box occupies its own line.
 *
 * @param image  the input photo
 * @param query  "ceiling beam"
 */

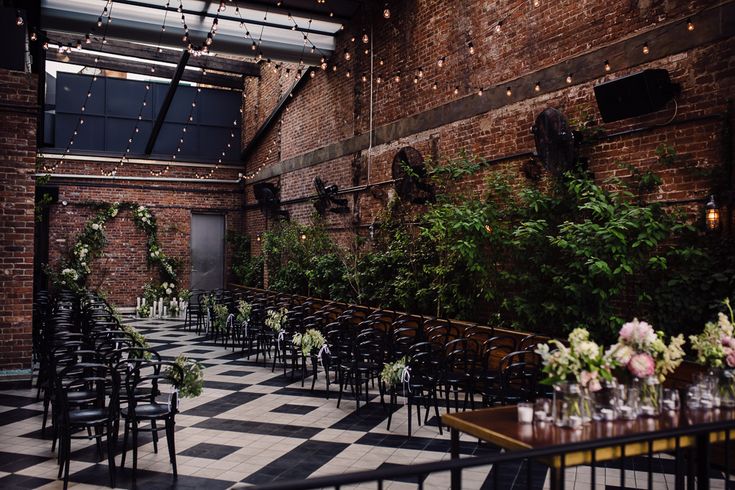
xmin=145 ymin=50 xmax=191 ymax=154
xmin=48 ymin=31 xmax=259 ymax=77
xmin=233 ymin=0 xmax=351 ymax=25
xmin=49 ymin=49 xmax=243 ymax=90
xmin=240 ymin=66 xmax=312 ymax=163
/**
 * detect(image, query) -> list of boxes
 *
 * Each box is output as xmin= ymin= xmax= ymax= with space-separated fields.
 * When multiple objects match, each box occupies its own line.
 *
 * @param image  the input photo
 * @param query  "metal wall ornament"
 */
xmin=391 ymin=147 xmax=435 ymax=204
xmin=313 ymin=176 xmax=350 ymax=215
xmin=531 ymin=107 xmax=578 ymax=177
xmin=253 ymin=182 xmax=289 ymax=220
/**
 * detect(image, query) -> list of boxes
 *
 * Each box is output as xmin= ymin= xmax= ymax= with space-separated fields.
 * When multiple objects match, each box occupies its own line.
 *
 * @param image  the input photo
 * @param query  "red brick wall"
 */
xmin=44 ymin=159 xmax=243 ymax=307
xmin=242 ymin=0 xmax=735 ymax=243
xmin=0 ymin=69 xmax=38 ymax=373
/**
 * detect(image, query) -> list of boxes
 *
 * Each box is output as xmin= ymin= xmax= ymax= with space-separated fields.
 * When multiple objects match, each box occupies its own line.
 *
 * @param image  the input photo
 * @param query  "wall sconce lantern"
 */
xmin=705 ymin=195 xmax=720 ymax=232
xmin=300 ymin=233 xmax=307 ymax=241
xmin=256 ymin=233 xmax=261 ymax=242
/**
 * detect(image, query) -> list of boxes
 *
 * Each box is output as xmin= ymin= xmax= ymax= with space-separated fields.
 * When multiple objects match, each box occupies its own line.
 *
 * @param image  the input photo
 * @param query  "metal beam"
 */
xmin=48 ymin=31 xmax=259 ymax=76
xmin=240 ymin=66 xmax=313 ymax=162
xmin=145 ymin=50 xmax=190 ymax=155
xmin=49 ymin=49 xmax=243 ymax=89
xmin=234 ymin=0 xmax=351 ymax=25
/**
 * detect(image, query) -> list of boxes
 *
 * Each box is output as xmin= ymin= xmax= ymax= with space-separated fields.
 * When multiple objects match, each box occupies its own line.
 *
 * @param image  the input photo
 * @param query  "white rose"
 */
xmin=165 ymin=288 xmax=172 ymax=295
xmin=92 ymin=223 xmax=99 ymax=230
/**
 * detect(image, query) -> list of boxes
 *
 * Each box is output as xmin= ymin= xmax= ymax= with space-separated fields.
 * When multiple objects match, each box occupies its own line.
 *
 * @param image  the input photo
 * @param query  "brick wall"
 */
xmin=242 ymin=0 xmax=735 ymax=245
xmin=43 ymin=159 xmax=243 ymax=307
xmin=0 ymin=69 xmax=38 ymax=374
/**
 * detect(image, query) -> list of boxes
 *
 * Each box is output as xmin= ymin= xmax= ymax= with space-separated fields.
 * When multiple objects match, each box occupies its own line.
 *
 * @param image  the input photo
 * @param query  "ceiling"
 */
xmin=41 ymin=0 xmax=362 ymax=66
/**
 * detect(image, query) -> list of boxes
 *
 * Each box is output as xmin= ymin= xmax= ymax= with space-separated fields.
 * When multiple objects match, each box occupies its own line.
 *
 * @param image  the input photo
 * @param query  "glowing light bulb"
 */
xmin=468 ymin=42 xmax=474 ymax=55
xmin=453 ymin=86 xmax=459 ymax=95
xmin=687 ymin=18 xmax=694 ymax=31
xmin=383 ymin=5 xmax=390 ymax=19
xmin=642 ymin=43 xmax=649 ymax=55
xmin=604 ymin=60 xmax=611 ymax=72
xmin=566 ymin=74 xmax=572 ymax=84
xmin=477 ymin=88 xmax=483 ymax=96
xmin=16 ymin=13 xmax=23 ymax=26
xmin=534 ymin=82 xmax=541 ymax=92
xmin=344 ymin=51 xmax=351 ymax=60
xmin=506 ymin=87 xmax=512 ymax=96
xmin=437 ymin=56 xmax=445 ymax=67
xmin=362 ymin=33 xmax=369 ymax=44
xmin=432 ymin=82 xmax=438 ymax=90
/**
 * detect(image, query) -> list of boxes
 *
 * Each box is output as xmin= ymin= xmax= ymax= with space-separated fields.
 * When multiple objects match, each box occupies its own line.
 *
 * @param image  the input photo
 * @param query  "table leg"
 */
xmin=697 ymin=433 xmax=710 ymax=490
xmin=450 ymin=428 xmax=461 ymax=490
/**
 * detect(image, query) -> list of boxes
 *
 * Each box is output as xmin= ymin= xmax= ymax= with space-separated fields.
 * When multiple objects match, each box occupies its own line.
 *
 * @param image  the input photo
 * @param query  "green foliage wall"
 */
xmin=235 ymin=151 xmax=734 ymax=342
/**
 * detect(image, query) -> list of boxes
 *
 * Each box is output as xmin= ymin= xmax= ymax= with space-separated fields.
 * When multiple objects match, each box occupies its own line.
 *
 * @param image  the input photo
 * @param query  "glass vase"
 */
xmin=719 ymin=369 xmax=735 ymax=407
xmin=552 ymin=382 xmax=592 ymax=429
xmin=592 ymin=379 xmax=619 ymax=421
xmin=638 ymin=377 xmax=662 ymax=417
xmin=614 ymin=380 xmax=640 ymax=420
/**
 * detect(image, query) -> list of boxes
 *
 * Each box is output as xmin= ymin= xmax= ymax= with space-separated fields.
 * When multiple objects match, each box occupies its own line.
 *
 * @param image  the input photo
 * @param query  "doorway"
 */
xmin=190 ymin=213 xmax=225 ymax=291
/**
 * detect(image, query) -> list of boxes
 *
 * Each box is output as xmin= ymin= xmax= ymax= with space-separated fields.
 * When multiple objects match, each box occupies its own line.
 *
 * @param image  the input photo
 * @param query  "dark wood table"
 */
xmin=442 ymin=406 xmax=735 ymax=490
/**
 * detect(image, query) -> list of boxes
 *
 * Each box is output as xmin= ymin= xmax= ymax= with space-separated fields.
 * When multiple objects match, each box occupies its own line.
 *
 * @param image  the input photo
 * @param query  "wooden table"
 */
xmin=442 ymin=406 xmax=735 ymax=490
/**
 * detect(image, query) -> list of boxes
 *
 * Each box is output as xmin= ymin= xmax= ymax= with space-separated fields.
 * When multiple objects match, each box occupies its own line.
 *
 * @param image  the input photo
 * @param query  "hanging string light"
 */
xmin=43 ymin=0 xmax=114 ymax=174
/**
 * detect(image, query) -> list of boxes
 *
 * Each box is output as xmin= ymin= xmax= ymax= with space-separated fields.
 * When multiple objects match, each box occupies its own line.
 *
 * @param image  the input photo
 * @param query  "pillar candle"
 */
xmin=136 ymin=297 xmax=141 ymax=310
xmin=163 ymin=306 xmax=167 ymax=317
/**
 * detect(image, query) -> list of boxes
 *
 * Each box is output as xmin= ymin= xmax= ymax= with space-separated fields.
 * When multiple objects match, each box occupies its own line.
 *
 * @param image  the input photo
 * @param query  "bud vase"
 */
xmin=552 ymin=382 xmax=592 ymax=429
xmin=639 ymin=377 xmax=662 ymax=417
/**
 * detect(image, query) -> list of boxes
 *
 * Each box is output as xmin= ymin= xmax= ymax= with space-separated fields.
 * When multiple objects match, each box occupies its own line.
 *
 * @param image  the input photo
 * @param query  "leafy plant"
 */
xmin=292 ymin=328 xmax=326 ymax=357
xmin=165 ymin=355 xmax=204 ymax=399
xmin=228 ymin=232 xmax=264 ymax=287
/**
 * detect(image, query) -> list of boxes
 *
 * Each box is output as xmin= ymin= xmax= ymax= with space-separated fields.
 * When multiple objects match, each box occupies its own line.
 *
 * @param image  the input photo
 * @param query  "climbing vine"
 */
xmin=47 ymin=201 xmax=179 ymax=294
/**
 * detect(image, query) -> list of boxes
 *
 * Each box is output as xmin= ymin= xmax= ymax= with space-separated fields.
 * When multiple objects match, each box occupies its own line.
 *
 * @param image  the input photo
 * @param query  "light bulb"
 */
xmin=344 ymin=51 xmax=351 ymax=60
xmin=413 ymin=76 xmax=418 ymax=84
xmin=533 ymin=0 xmax=540 ymax=6
xmin=437 ymin=56 xmax=445 ymax=67
xmin=394 ymin=74 xmax=400 ymax=83
xmin=566 ymin=74 xmax=572 ymax=83
xmin=642 ymin=43 xmax=649 ymax=55
xmin=16 ymin=13 xmax=23 ymax=26
xmin=30 ymin=31 xmax=37 ymax=41
xmin=432 ymin=82 xmax=437 ymax=90
xmin=506 ymin=87 xmax=512 ymax=96
xmin=604 ymin=60 xmax=611 ymax=72
xmin=477 ymin=88 xmax=483 ymax=96
xmin=346 ymin=70 xmax=351 ymax=78
xmin=361 ymin=74 xmax=367 ymax=82
xmin=418 ymin=68 xmax=424 ymax=78
xmin=468 ymin=42 xmax=474 ymax=55
xmin=534 ymin=82 xmax=541 ymax=92
xmin=310 ymin=70 xmax=316 ymax=78
xmin=97 ymin=17 xmax=103 ymax=27
xmin=362 ymin=33 xmax=369 ymax=44
xmin=384 ymin=8 xmax=391 ymax=18
xmin=687 ymin=18 xmax=694 ymax=31
xmin=453 ymin=86 xmax=459 ymax=95
xmin=495 ymin=22 xmax=502 ymax=33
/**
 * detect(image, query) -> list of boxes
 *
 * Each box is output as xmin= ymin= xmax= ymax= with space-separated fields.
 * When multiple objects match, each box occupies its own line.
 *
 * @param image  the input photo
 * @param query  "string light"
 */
xmin=687 ymin=18 xmax=695 ymax=31
xmin=437 ymin=56 xmax=445 ymax=67
xmin=15 ymin=10 xmax=23 ymax=26
xmin=432 ymin=82 xmax=438 ymax=90
xmin=506 ymin=87 xmax=512 ymax=96
xmin=477 ymin=88 xmax=483 ymax=96
xmin=467 ymin=41 xmax=475 ymax=55
xmin=642 ymin=43 xmax=649 ymax=55
xmin=566 ymin=73 xmax=572 ymax=84
xmin=383 ymin=5 xmax=391 ymax=19
xmin=534 ymin=81 xmax=541 ymax=92
xmin=453 ymin=86 xmax=459 ymax=95
xmin=604 ymin=60 xmax=611 ymax=72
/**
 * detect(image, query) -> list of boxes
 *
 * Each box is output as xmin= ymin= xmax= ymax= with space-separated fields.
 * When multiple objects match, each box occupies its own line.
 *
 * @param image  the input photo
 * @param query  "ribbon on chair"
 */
xmin=277 ymin=329 xmax=284 ymax=350
xmin=317 ymin=343 xmax=331 ymax=370
xmin=401 ymin=365 xmax=412 ymax=397
xmin=242 ymin=319 xmax=249 ymax=338
xmin=226 ymin=313 xmax=235 ymax=332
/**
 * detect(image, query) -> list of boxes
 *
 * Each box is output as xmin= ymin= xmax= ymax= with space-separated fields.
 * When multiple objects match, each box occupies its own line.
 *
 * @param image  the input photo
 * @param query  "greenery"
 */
xmin=381 ymin=356 xmax=409 ymax=387
xmin=236 ymin=150 xmax=733 ymax=342
xmin=292 ymin=328 xmax=326 ymax=357
xmin=228 ymin=232 xmax=263 ymax=288
xmin=47 ymin=202 xmax=180 ymax=296
xmin=165 ymin=354 xmax=204 ymax=399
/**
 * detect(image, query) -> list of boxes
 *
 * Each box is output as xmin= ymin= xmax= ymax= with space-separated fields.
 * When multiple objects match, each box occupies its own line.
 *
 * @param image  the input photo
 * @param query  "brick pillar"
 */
xmin=0 ymin=69 xmax=38 ymax=381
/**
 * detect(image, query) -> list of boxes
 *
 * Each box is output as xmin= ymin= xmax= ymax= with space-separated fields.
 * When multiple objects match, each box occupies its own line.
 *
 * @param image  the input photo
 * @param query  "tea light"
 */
xmin=620 ymin=406 xmax=635 ymax=419
xmin=569 ymin=415 xmax=582 ymax=429
xmin=534 ymin=410 xmax=548 ymax=422
xmin=518 ymin=405 xmax=534 ymax=424
xmin=600 ymin=408 xmax=615 ymax=421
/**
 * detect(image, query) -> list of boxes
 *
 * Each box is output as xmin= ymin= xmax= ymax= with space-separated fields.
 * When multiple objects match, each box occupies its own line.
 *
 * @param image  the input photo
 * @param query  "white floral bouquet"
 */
xmin=535 ymin=328 xmax=615 ymax=392
xmin=236 ymin=300 xmax=252 ymax=324
xmin=607 ymin=319 xmax=685 ymax=383
xmin=690 ymin=299 xmax=735 ymax=369
xmin=381 ymin=356 xmax=409 ymax=387
xmin=265 ymin=308 xmax=288 ymax=333
xmin=60 ymin=268 xmax=79 ymax=284
xmin=292 ymin=328 xmax=325 ymax=356
xmin=211 ymin=303 xmax=229 ymax=332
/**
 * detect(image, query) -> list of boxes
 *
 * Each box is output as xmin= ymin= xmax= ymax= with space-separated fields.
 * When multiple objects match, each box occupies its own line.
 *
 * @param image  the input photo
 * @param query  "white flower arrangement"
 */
xmin=265 ymin=308 xmax=288 ymax=333
xmin=292 ymin=328 xmax=325 ymax=356
xmin=381 ymin=356 xmax=409 ymax=387
xmin=61 ymin=268 xmax=78 ymax=281
xmin=236 ymin=300 xmax=252 ymax=324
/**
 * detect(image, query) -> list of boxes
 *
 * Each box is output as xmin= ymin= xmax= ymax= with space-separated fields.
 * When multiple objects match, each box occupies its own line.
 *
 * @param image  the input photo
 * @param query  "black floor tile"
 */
xmin=182 ymin=349 xmax=213 ymax=355
xmin=219 ymin=370 xmax=254 ymax=377
xmin=0 ymin=452 xmax=49 ymax=473
xmin=178 ymin=442 xmax=239 ymax=460
xmin=375 ymin=462 xmax=428 ymax=484
xmin=193 ymin=418 xmax=322 ymax=439
xmin=70 ymin=463 xmax=235 ymax=489
xmin=203 ymin=380 xmax=251 ymax=391
xmin=0 ymin=393 xmax=37 ymax=408
xmin=0 ymin=408 xmax=43 ymax=426
xmin=0 ymin=473 xmax=54 ymax=488
xmin=183 ymin=392 xmax=264 ymax=417
xmin=330 ymin=402 xmax=400 ymax=432
xmin=242 ymin=440 xmax=349 ymax=484
xmin=270 ymin=403 xmax=318 ymax=415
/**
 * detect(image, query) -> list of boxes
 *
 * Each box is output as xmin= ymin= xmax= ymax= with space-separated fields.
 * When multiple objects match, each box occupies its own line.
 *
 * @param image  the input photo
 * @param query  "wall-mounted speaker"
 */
xmin=593 ymin=69 xmax=677 ymax=123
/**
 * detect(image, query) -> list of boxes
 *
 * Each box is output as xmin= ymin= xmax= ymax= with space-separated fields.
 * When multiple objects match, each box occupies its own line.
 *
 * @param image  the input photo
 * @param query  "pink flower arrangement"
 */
xmin=722 ymin=336 xmax=735 ymax=368
xmin=628 ymin=353 xmax=655 ymax=378
xmin=618 ymin=319 xmax=657 ymax=349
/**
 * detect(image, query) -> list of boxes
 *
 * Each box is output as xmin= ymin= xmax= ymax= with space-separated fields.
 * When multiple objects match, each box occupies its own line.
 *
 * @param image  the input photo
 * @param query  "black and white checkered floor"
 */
xmin=0 ymin=319 xmax=727 ymax=489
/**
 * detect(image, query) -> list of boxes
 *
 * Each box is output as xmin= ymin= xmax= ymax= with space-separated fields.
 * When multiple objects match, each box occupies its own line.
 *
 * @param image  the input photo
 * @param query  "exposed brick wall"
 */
xmin=242 ymin=0 xmax=735 ymax=246
xmin=44 ymin=159 xmax=243 ymax=307
xmin=0 ymin=69 xmax=38 ymax=373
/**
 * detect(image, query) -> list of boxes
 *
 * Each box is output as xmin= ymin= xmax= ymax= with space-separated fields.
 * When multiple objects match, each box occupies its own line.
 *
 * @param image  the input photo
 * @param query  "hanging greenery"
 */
xmin=46 ymin=201 xmax=180 ymax=295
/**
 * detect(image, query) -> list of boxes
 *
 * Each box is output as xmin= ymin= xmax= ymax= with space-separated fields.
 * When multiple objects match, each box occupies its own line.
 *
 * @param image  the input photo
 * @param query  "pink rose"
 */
xmin=628 ymin=353 xmax=655 ymax=378
xmin=619 ymin=322 xmax=634 ymax=342
xmin=588 ymin=378 xmax=602 ymax=392
xmin=727 ymin=352 xmax=735 ymax=368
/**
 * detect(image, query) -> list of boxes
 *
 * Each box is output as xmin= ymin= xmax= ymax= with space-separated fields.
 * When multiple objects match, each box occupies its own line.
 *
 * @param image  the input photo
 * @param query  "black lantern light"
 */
xmin=705 ymin=195 xmax=720 ymax=232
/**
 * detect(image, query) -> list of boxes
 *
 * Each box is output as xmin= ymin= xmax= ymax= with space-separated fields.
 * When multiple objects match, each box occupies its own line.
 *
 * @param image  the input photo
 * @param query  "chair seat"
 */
xmin=122 ymin=403 xmax=172 ymax=419
xmin=67 ymin=390 xmax=98 ymax=404
xmin=68 ymin=408 xmax=111 ymax=425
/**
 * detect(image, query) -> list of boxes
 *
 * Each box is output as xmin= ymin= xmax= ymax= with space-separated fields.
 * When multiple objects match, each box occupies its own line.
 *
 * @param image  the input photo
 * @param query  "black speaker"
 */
xmin=593 ymin=69 xmax=677 ymax=123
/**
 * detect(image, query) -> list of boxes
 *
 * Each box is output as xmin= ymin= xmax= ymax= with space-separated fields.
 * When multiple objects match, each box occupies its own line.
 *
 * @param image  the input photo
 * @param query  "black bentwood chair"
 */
xmin=55 ymin=363 xmax=119 ymax=490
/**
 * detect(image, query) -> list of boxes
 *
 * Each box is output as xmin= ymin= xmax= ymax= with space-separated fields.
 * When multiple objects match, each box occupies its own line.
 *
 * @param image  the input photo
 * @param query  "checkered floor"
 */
xmin=0 ymin=318 xmax=728 ymax=489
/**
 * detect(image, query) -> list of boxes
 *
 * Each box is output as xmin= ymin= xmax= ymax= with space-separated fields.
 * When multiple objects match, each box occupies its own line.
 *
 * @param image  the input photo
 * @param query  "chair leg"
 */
xmin=386 ymin=391 xmax=395 ymax=431
xmin=62 ymin=433 xmax=71 ymax=490
xmin=407 ymin=399 xmax=412 ymax=438
xmin=120 ymin=419 xmax=129 ymax=469
xmin=107 ymin=422 xmax=117 ymax=488
xmin=166 ymin=419 xmax=177 ymax=478
xmin=132 ymin=420 xmax=139 ymax=487
xmin=151 ymin=420 xmax=158 ymax=453
xmin=336 ymin=370 xmax=344 ymax=408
